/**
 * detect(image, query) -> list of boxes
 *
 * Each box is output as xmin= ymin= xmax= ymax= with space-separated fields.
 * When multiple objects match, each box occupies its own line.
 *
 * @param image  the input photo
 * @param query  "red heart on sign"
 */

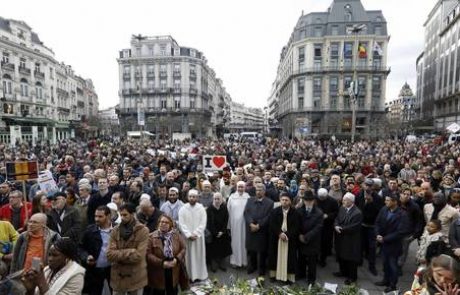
xmin=212 ymin=156 xmax=226 ymax=168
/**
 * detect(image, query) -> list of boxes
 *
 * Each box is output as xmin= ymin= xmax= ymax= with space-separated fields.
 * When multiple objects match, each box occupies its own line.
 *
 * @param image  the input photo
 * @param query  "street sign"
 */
xmin=6 ymin=161 xmax=39 ymax=181
xmin=137 ymin=107 xmax=145 ymax=126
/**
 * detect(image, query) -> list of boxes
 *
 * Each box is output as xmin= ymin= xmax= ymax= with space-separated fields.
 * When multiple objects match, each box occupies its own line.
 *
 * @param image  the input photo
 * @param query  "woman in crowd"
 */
xmin=31 ymin=192 xmax=49 ymax=215
xmin=21 ymin=237 xmax=85 ymax=294
xmin=65 ymin=188 xmax=78 ymax=207
xmin=146 ymin=215 xmax=186 ymax=295
xmin=205 ymin=192 xmax=232 ymax=272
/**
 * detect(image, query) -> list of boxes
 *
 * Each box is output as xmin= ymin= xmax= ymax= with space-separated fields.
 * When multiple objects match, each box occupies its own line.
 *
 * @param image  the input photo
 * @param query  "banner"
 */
xmin=203 ymin=155 xmax=227 ymax=172
xmin=38 ymin=170 xmax=59 ymax=195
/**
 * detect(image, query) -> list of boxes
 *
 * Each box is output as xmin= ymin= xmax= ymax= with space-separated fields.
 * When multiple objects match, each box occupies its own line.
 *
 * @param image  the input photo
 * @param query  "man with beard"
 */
xmin=316 ymin=188 xmax=339 ymax=267
xmin=155 ymin=165 xmax=168 ymax=186
xmin=178 ymin=189 xmax=208 ymax=282
xmin=244 ymin=183 xmax=274 ymax=276
xmin=199 ymin=180 xmax=214 ymax=208
xmin=165 ymin=172 xmax=180 ymax=191
xmin=227 ymin=181 xmax=250 ymax=268
xmin=80 ymin=205 xmax=113 ymax=295
xmin=161 ymin=187 xmax=184 ymax=222
xmin=423 ymin=191 xmax=459 ymax=237
xmin=107 ymin=203 xmax=149 ymax=294
xmin=355 ymin=178 xmax=383 ymax=276
xmin=126 ymin=180 xmax=143 ymax=207
xmin=268 ymin=192 xmax=300 ymax=284
xmin=297 ymin=191 xmax=323 ymax=286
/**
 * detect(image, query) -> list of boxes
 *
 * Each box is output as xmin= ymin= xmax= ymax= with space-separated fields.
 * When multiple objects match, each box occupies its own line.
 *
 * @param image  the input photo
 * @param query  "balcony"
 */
xmin=34 ymin=70 xmax=45 ymax=79
xmin=173 ymin=88 xmax=181 ymax=94
xmin=173 ymin=71 xmax=181 ymax=78
xmin=121 ymin=89 xmax=130 ymax=95
xmin=159 ymin=71 xmax=167 ymax=78
xmin=147 ymin=72 xmax=155 ymax=79
xmin=1 ymin=62 xmax=15 ymax=72
xmin=189 ymin=88 xmax=197 ymax=95
xmin=160 ymin=87 xmax=168 ymax=93
xmin=123 ymin=73 xmax=131 ymax=80
xmin=19 ymin=66 xmax=31 ymax=75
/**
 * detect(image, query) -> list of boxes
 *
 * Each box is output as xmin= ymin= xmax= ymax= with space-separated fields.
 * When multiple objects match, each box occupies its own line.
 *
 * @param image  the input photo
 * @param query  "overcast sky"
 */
xmin=3 ymin=0 xmax=436 ymax=109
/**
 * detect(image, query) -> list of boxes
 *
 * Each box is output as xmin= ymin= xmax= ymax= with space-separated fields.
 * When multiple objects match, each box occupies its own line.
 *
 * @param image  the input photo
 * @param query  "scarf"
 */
xmin=160 ymin=230 xmax=174 ymax=259
xmin=119 ymin=218 xmax=136 ymax=241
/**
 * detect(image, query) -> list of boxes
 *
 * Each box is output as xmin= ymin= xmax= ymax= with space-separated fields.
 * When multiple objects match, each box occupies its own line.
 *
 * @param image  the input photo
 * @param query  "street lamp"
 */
xmin=347 ymin=23 xmax=366 ymax=143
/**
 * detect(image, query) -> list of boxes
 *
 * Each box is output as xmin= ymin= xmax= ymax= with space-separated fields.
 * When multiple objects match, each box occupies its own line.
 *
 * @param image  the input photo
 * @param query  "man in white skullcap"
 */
xmin=160 ymin=187 xmax=184 ymax=222
xmin=227 ymin=181 xmax=250 ymax=268
xmin=178 ymin=189 xmax=208 ymax=282
xmin=333 ymin=192 xmax=363 ymax=285
xmin=200 ymin=180 xmax=214 ymax=208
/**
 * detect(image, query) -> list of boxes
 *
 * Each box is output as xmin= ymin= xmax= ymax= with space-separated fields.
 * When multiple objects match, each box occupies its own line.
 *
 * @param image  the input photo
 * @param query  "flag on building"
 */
xmin=358 ymin=43 xmax=367 ymax=58
xmin=373 ymin=42 xmax=383 ymax=56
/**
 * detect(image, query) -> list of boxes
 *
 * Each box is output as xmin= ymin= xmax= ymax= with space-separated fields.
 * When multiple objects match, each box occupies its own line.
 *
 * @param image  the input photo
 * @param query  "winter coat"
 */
xmin=244 ymin=197 xmax=274 ymax=252
xmin=107 ymin=220 xmax=149 ymax=292
xmin=334 ymin=205 xmax=362 ymax=262
xmin=297 ymin=206 xmax=323 ymax=256
xmin=146 ymin=229 xmax=186 ymax=290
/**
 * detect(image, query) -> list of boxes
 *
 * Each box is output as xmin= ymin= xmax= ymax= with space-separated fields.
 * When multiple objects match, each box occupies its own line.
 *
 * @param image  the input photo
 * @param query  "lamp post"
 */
xmin=348 ymin=23 xmax=366 ymax=143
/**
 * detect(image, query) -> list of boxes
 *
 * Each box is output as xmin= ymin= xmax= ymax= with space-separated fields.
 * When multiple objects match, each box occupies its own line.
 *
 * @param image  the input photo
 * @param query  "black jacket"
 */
xmin=401 ymin=199 xmax=424 ymax=239
xmin=297 ymin=205 xmax=323 ymax=256
xmin=47 ymin=205 xmax=82 ymax=244
xmin=88 ymin=191 xmax=112 ymax=224
xmin=79 ymin=224 xmax=105 ymax=266
xmin=375 ymin=206 xmax=411 ymax=256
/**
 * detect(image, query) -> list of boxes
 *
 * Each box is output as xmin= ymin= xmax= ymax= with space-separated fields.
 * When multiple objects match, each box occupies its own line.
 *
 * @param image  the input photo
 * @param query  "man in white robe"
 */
xmin=160 ymin=187 xmax=184 ymax=223
xmin=227 ymin=181 xmax=250 ymax=267
xmin=178 ymin=189 xmax=208 ymax=282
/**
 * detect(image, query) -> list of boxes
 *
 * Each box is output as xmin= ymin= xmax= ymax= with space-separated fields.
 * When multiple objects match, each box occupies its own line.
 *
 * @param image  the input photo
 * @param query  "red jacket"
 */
xmin=0 ymin=202 xmax=32 ymax=232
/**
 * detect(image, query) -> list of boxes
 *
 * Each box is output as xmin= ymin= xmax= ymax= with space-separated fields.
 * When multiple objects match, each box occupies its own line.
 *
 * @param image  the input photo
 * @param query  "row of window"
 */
xmin=297 ymin=76 xmax=382 ymax=93
xmin=123 ymin=97 xmax=198 ymax=109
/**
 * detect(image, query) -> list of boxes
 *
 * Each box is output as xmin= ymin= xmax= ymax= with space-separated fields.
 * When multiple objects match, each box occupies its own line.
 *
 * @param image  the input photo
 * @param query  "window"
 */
xmin=49 ymin=68 xmax=54 ymax=79
xmin=331 ymin=26 xmax=339 ymax=36
xmin=375 ymin=26 xmax=382 ymax=35
xmin=313 ymin=77 xmax=322 ymax=92
xmin=174 ymin=79 xmax=181 ymax=89
xmin=314 ymin=44 xmax=322 ymax=58
xmin=160 ymin=44 xmax=166 ymax=56
xmin=2 ymin=52 xmax=9 ymax=64
xmin=160 ymin=79 xmax=167 ymax=89
xmin=330 ymin=76 xmax=338 ymax=92
xmin=20 ymin=58 xmax=26 ymax=69
xmin=190 ymin=98 xmax=195 ymax=109
xmin=35 ymin=63 xmax=40 ymax=73
xmin=50 ymin=86 xmax=54 ymax=101
xmin=298 ymin=97 xmax=304 ymax=109
xmin=148 ymin=46 xmax=154 ymax=56
xmin=20 ymin=78 xmax=29 ymax=97
xmin=2 ymin=74 xmax=12 ymax=95
xmin=314 ymin=27 xmax=322 ymax=37
xmin=123 ymin=65 xmax=130 ymax=74
xmin=135 ymin=47 xmax=141 ymax=56
xmin=344 ymin=42 xmax=353 ymax=57
xmin=298 ymin=78 xmax=305 ymax=94
xmin=147 ymin=79 xmax=154 ymax=89
xmin=372 ymin=76 xmax=381 ymax=92
xmin=330 ymin=43 xmax=339 ymax=57
xmin=35 ymin=82 xmax=43 ymax=100
xmin=298 ymin=47 xmax=305 ymax=62
xmin=174 ymin=63 xmax=180 ymax=71
xmin=161 ymin=97 xmax=167 ymax=109
xmin=174 ymin=96 xmax=181 ymax=109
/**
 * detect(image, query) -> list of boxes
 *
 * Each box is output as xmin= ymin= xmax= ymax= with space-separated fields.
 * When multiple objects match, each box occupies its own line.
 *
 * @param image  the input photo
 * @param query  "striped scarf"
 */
xmin=160 ymin=230 xmax=174 ymax=258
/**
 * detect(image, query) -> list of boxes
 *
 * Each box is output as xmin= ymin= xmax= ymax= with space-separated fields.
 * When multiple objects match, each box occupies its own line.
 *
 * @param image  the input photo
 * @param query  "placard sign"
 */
xmin=38 ymin=170 xmax=59 ymax=195
xmin=6 ymin=161 xmax=38 ymax=181
xmin=203 ymin=155 xmax=227 ymax=172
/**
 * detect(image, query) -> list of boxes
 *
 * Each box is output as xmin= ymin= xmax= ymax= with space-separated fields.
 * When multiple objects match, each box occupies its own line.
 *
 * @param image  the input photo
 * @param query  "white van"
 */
xmin=240 ymin=132 xmax=261 ymax=142
xmin=448 ymin=133 xmax=460 ymax=144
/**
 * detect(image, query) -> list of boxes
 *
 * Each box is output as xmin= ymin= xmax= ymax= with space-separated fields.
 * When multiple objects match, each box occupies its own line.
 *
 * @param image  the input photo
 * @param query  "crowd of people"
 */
xmin=0 ymin=136 xmax=459 ymax=294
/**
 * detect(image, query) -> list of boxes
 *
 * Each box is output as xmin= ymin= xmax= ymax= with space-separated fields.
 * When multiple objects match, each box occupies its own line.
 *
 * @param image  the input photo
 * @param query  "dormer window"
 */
xmin=18 ymin=29 xmax=25 ymax=40
xmin=344 ymin=4 xmax=353 ymax=22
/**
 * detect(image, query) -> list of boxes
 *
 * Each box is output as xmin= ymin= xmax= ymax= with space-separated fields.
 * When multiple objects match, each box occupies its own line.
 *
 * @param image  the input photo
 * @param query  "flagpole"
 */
xmin=350 ymin=24 xmax=365 ymax=143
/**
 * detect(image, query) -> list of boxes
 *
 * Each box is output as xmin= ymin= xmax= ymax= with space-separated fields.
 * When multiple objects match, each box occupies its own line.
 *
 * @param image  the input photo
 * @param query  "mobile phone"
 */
xmin=31 ymin=257 xmax=41 ymax=271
